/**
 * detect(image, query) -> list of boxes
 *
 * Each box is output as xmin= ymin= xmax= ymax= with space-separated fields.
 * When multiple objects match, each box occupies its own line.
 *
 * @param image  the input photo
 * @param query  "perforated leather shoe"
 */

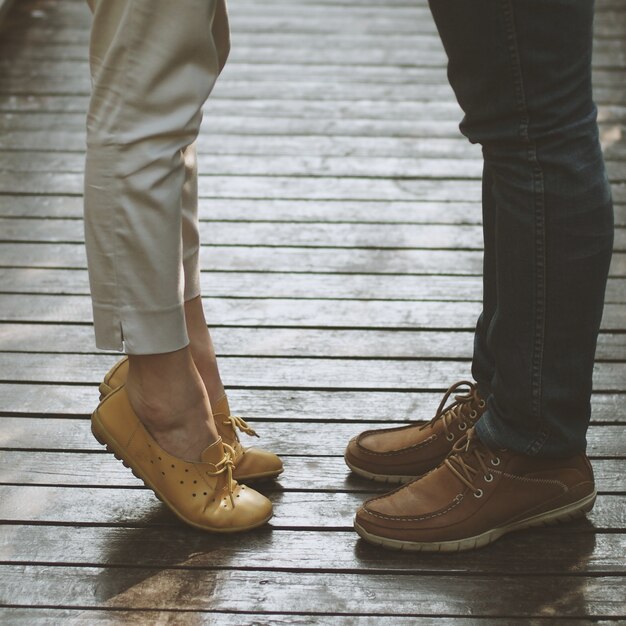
xmin=100 ymin=357 xmax=283 ymax=481
xmin=354 ymin=428 xmax=596 ymax=552
xmin=345 ymin=381 xmax=486 ymax=483
xmin=92 ymin=385 xmax=273 ymax=533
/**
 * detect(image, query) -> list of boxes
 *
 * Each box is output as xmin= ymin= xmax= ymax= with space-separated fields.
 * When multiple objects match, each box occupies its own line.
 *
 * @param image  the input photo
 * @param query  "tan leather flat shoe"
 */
xmin=100 ymin=357 xmax=283 ymax=482
xmin=92 ymin=385 xmax=273 ymax=533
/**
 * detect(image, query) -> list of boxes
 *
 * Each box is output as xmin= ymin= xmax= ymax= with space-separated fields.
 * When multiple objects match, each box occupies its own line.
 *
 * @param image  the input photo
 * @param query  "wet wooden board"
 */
xmin=1 ymin=451 xmax=624 ymax=492
xmin=1 ymin=386 xmax=625 ymax=422
xmin=2 ymin=218 xmax=626 ymax=251
xmin=0 ymin=485 xmax=623 ymax=530
xmin=2 ymin=244 xmax=626 ymax=278
xmin=0 ymin=566 xmax=623 ymax=619
xmin=1 ymin=0 xmax=625 ymax=622
xmin=2 ymin=195 xmax=626 ymax=228
xmin=1 ymin=417 xmax=624 ymax=456
xmin=1 ymin=523 xmax=624 ymax=574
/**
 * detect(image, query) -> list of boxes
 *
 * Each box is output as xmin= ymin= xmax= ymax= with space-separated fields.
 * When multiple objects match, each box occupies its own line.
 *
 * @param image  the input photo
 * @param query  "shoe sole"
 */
xmin=99 ymin=384 xmax=282 ymax=484
xmin=91 ymin=410 xmax=273 ymax=533
xmin=344 ymin=457 xmax=417 ymax=485
xmin=353 ymin=490 xmax=597 ymax=552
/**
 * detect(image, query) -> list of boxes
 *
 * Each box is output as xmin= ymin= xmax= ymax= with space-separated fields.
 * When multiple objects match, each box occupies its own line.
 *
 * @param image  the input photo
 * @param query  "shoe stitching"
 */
xmin=356 ymin=434 xmax=437 ymax=456
xmin=494 ymin=470 xmax=568 ymax=491
xmin=363 ymin=494 xmax=464 ymax=522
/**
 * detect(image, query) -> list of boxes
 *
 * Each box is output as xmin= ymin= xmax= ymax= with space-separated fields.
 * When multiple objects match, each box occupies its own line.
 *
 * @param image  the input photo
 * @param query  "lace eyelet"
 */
xmin=469 ymin=410 xmax=477 ymax=419
xmin=446 ymin=433 xmax=454 ymax=441
xmin=478 ymin=400 xmax=486 ymax=408
xmin=491 ymin=457 xmax=501 ymax=467
xmin=458 ymin=422 xmax=467 ymax=431
xmin=484 ymin=473 xmax=494 ymax=483
xmin=474 ymin=489 xmax=484 ymax=498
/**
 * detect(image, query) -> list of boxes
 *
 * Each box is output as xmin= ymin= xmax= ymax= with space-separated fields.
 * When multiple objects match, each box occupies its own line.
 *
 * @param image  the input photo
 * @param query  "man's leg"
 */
xmin=428 ymin=0 xmax=614 ymax=457
xmin=353 ymin=0 xmax=612 ymax=550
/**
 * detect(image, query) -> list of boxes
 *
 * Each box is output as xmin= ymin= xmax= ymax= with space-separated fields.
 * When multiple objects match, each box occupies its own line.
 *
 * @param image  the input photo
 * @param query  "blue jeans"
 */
xmin=428 ymin=0 xmax=614 ymax=457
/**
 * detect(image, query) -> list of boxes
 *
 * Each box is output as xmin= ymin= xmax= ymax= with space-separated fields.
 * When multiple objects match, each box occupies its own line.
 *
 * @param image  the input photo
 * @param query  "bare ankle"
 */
xmin=125 ymin=347 xmax=219 ymax=459
xmin=183 ymin=298 xmax=226 ymax=404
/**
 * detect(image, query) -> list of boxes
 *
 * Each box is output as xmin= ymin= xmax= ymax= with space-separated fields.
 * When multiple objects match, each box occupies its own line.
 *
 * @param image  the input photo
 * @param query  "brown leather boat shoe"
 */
xmin=100 ymin=357 xmax=283 ymax=482
xmin=92 ymin=385 xmax=273 ymax=533
xmin=354 ymin=428 xmax=596 ymax=552
xmin=344 ymin=380 xmax=486 ymax=483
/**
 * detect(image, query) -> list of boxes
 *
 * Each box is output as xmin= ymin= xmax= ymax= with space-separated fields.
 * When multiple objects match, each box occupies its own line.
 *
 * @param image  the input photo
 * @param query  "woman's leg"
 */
xmin=84 ymin=0 xmax=226 ymax=460
xmin=180 ymin=2 xmax=230 ymax=406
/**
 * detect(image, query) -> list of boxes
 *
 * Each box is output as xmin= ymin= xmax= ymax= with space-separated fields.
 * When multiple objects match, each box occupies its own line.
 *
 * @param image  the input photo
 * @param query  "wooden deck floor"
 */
xmin=0 ymin=0 xmax=625 ymax=623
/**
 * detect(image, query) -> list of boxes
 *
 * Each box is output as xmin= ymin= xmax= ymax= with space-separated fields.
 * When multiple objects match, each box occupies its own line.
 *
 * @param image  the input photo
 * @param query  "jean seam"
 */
xmin=500 ymin=0 xmax=550 ymax=454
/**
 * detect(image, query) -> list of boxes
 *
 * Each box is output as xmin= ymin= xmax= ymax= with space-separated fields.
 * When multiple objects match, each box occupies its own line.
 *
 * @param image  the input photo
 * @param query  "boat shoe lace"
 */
xmin=419 ymin=380 xmax=485 ymax=442
xmin=444 ymin=429 xmax=502 ymax=498
xmin=206 ymin=442 xmax=238 ymax=506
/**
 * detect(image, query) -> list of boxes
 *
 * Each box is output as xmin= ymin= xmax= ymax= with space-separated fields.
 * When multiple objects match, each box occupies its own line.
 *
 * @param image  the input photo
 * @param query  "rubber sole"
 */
xmin=344 ymin=457 xmax=417 ymax=485
xmin=91 ymin=411 xmax=273 ymax=533
xmin=354 ymin=490 xmax=597 ymax=552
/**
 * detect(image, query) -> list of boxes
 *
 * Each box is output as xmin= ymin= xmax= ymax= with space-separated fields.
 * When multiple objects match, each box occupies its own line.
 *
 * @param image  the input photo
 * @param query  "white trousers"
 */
xmin=84 ymin=0 xmax=230 ymax=354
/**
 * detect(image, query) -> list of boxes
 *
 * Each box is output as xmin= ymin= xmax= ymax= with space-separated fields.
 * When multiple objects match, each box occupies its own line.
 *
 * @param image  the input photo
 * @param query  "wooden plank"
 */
xmin=3 ymin=148 xmax=626 ymax=182
xmin=1 ymin=417 xmax=623 ymax=457
xmin=1 ymin=195 xmax=625 ymax=227
xmin=2 ymin=245 xmax=626 ymax=279
xmin=0 ymin=324 xmax=484 ymax=359
xmin=1 ymin=173 xmax=626 ymax=204
xmin=0 ymin=243 xmax=488 ymax=273
xmin=0 ymin=611 xmax=614 ymax=626
xmin=3 ymin=102 xmax=626 ymax=129
xmin=1 ymin=378 xmax=624 ymax=421
xmin=1 ymin=525 xmax=624 ymax=575
xmin=2 ymin=217 xmax=625 ymax=252
xmin=1 ymin=451 xmax=623 ymax=492
xmin=1 ymin=268 xmax=489 ymax=299
xmin=0 ymin=75 xmax=624 ymax=107
xmin=3 ymin=269 xmax=626 ymax=311
xmin=0 ymin=565 xmax=623 ymax=618
xmin=1 ymin=294 xmax=626 ymax=334
xmin=0 ymin=353 xmax=625 ymax=392
xmin=0 ymin=321 xmax=624 ymax=361
xmin=1 ymin=37 xmax=623 ymax=69
xmin=0 ymin=486 xmax=623 ymax=531
xmin=0 ymin=219 xmax=490 ymax=248
xmin=3 ymin=3 xmax=625 ymax=40
xmin=3 ymin=100 xmax=626 ymax=128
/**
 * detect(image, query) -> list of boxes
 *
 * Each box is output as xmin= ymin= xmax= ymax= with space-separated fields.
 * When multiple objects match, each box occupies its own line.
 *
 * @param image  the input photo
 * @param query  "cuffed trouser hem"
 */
xmin=93 ymin=303 xmax=189 ymax=355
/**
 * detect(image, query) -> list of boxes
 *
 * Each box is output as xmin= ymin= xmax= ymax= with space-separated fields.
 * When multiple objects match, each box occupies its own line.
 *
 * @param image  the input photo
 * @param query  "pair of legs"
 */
xmin=349 ymin=0 xmax=613 ymax=550
xmin=84 ymin=0 xmax=231 ymax=460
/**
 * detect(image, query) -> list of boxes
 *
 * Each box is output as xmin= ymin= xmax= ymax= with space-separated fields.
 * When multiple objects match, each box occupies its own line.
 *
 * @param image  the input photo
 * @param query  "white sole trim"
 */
xmin=344 ymin=457 xmax=417 ymax=484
